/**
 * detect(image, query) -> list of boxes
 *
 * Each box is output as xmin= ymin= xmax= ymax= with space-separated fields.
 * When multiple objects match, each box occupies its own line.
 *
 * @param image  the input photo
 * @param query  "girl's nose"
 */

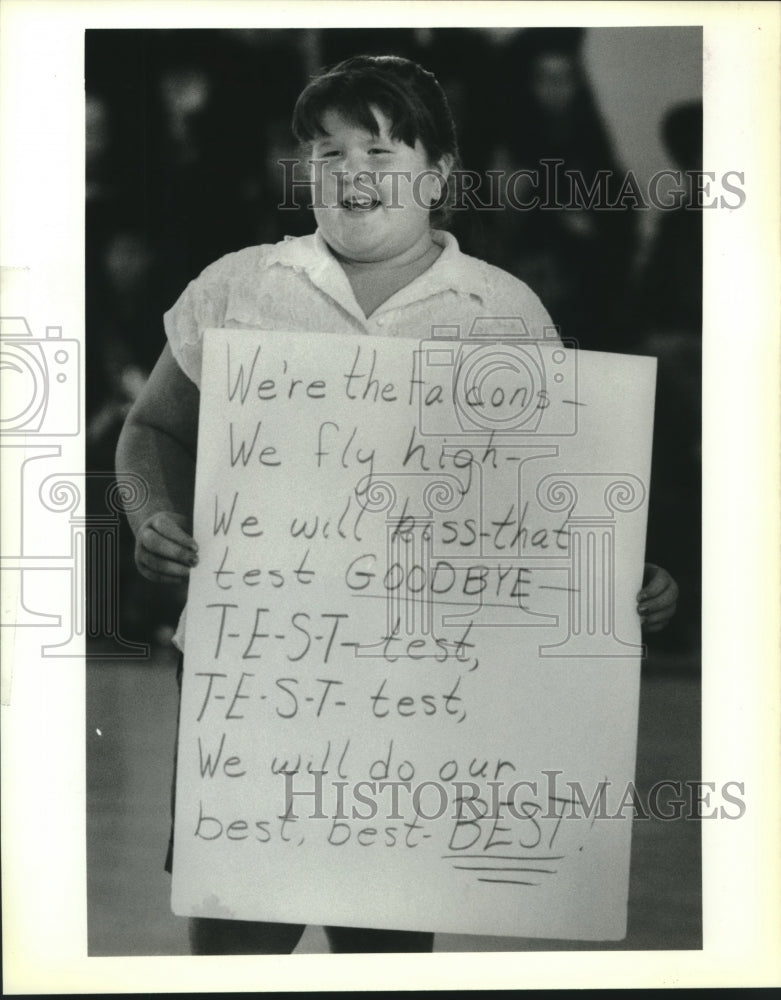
xmin=342 ymin=151 xmax=372 ymax=182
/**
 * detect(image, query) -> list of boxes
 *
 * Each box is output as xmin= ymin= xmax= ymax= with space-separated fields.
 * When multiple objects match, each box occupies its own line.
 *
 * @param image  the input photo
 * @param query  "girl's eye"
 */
xmin=368 ymin=148 xmax=392 ymax=156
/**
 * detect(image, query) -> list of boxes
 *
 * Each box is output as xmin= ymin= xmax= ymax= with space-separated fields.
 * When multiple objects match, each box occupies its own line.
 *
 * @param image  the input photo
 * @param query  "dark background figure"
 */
xmin=480 ymin=28 xmax=639 ymax=353
xmin=635 ymin=101 xmax=703 ymax=652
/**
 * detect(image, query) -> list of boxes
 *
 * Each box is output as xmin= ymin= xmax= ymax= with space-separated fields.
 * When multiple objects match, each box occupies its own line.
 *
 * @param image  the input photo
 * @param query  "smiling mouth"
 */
xmin=341 ymin=196 xmax=381 ymax=212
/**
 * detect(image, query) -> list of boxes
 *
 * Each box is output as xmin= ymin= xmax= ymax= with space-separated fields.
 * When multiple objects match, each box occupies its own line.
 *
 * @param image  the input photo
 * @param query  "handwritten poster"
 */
xmin=172 ymin=327 xmax=656 ymax=940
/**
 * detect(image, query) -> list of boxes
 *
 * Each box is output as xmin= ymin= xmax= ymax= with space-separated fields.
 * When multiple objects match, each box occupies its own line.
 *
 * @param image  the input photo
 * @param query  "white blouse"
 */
xmin=164 ymin=229 xmax=559 ymax=387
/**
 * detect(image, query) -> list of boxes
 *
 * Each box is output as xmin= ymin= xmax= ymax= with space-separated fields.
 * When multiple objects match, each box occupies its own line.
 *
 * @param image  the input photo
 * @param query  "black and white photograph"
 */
xmin=1 ymin=1 xmax=779 ymax=993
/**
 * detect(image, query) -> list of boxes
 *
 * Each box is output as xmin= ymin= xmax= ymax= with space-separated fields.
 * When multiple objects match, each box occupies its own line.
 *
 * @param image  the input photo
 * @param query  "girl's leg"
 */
xmin=324 ymin=925 xmax=434 ymax=953
xmin=188 ymin=917 xmax=306 ymax=955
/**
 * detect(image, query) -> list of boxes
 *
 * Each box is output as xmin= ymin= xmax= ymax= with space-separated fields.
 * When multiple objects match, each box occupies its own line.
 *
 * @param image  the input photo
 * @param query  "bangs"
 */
xmin=293 ymin=67 xmax=433 ymax=154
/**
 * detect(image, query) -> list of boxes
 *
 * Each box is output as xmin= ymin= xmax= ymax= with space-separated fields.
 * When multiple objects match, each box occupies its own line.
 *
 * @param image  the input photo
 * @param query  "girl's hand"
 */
xmin=135 ymin=511 xmax=198 ymax=584
xmin=637 ymin=563 xmax=679 ymax=632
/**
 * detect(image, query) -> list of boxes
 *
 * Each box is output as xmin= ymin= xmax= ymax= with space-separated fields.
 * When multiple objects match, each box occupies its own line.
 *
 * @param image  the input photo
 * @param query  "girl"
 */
xmin=116 ymin=54 xmax=678 ymax=955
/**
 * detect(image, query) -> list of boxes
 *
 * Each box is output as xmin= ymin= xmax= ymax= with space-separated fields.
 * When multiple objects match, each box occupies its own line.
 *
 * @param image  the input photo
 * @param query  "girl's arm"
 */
xmin=115 ymin=344 xmax=200 ymax=583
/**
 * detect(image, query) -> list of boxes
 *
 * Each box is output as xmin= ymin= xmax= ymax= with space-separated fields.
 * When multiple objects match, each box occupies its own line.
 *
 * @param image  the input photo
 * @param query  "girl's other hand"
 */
xmin=135 ymin=511 xmax=198 ymax=584
xmin=637 ymin=563 xmax=679 ymax=633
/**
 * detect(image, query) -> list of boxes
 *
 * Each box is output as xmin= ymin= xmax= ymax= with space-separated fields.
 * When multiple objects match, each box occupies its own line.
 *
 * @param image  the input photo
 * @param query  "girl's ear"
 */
xmin=420 ymin=154 xmax=454 ymax=209
xmin=437 ymin=153 xmax=454 ymax=182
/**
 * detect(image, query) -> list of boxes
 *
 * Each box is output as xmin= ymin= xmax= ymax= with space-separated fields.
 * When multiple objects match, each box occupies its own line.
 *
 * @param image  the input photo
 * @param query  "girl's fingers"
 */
xmin=137 ymin=547 xmax=192 ymax=580
xmin=139 ymin=518 xmax=198 ymax=564
xmin=141 ymin=529 xmax=198 ymax=567
xmin=148 ymin=513 xmax=198 ymax=551
xmin=135 ymin=511 xmax=199 ymax=584
xmin=638 ymin=573 xmax=678 ymax=611
xmin=640 ymin=608 xmax=675 ymax=629
xmin=642 ymin=607 xmax=674 ymax=623
xmin=638 ymin=564 xmax=666 ymax=599
xmin=638 ymin=590 xmax=676 ymax=615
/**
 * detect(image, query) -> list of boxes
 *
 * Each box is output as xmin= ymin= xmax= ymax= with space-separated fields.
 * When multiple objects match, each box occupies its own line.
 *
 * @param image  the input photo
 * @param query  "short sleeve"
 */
xmin=163 ymin=252 xmax=239 ymax=388
xmin=491 ymin=268 xmax=561 ymax=343
xmin=525 ymin=289 xmax=560 ymax=343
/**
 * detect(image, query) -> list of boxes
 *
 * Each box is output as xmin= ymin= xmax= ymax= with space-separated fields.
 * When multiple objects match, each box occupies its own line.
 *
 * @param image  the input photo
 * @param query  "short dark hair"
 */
xmin=292 ymin=54 xmax=459 ymax=169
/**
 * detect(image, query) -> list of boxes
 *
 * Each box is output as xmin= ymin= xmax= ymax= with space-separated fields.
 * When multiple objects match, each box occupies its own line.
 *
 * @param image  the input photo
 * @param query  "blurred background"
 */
xmin=85 ymin=27 xmax=703 ymax=955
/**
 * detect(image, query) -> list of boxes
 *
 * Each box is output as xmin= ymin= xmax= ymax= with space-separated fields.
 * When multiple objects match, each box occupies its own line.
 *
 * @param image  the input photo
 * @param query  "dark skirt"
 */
xmin=163 ymin=655 xmax=183 ymax=874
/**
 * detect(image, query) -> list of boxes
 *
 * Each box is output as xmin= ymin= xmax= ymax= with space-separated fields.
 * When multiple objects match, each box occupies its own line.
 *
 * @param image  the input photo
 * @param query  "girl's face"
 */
xmin=310 ymin=107 xmax=449 ymax=264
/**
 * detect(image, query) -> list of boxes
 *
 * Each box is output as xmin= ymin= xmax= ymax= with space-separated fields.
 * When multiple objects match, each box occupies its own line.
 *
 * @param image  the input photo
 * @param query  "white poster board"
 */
xmin=172 ymin=326 xmax=656 ymax=941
